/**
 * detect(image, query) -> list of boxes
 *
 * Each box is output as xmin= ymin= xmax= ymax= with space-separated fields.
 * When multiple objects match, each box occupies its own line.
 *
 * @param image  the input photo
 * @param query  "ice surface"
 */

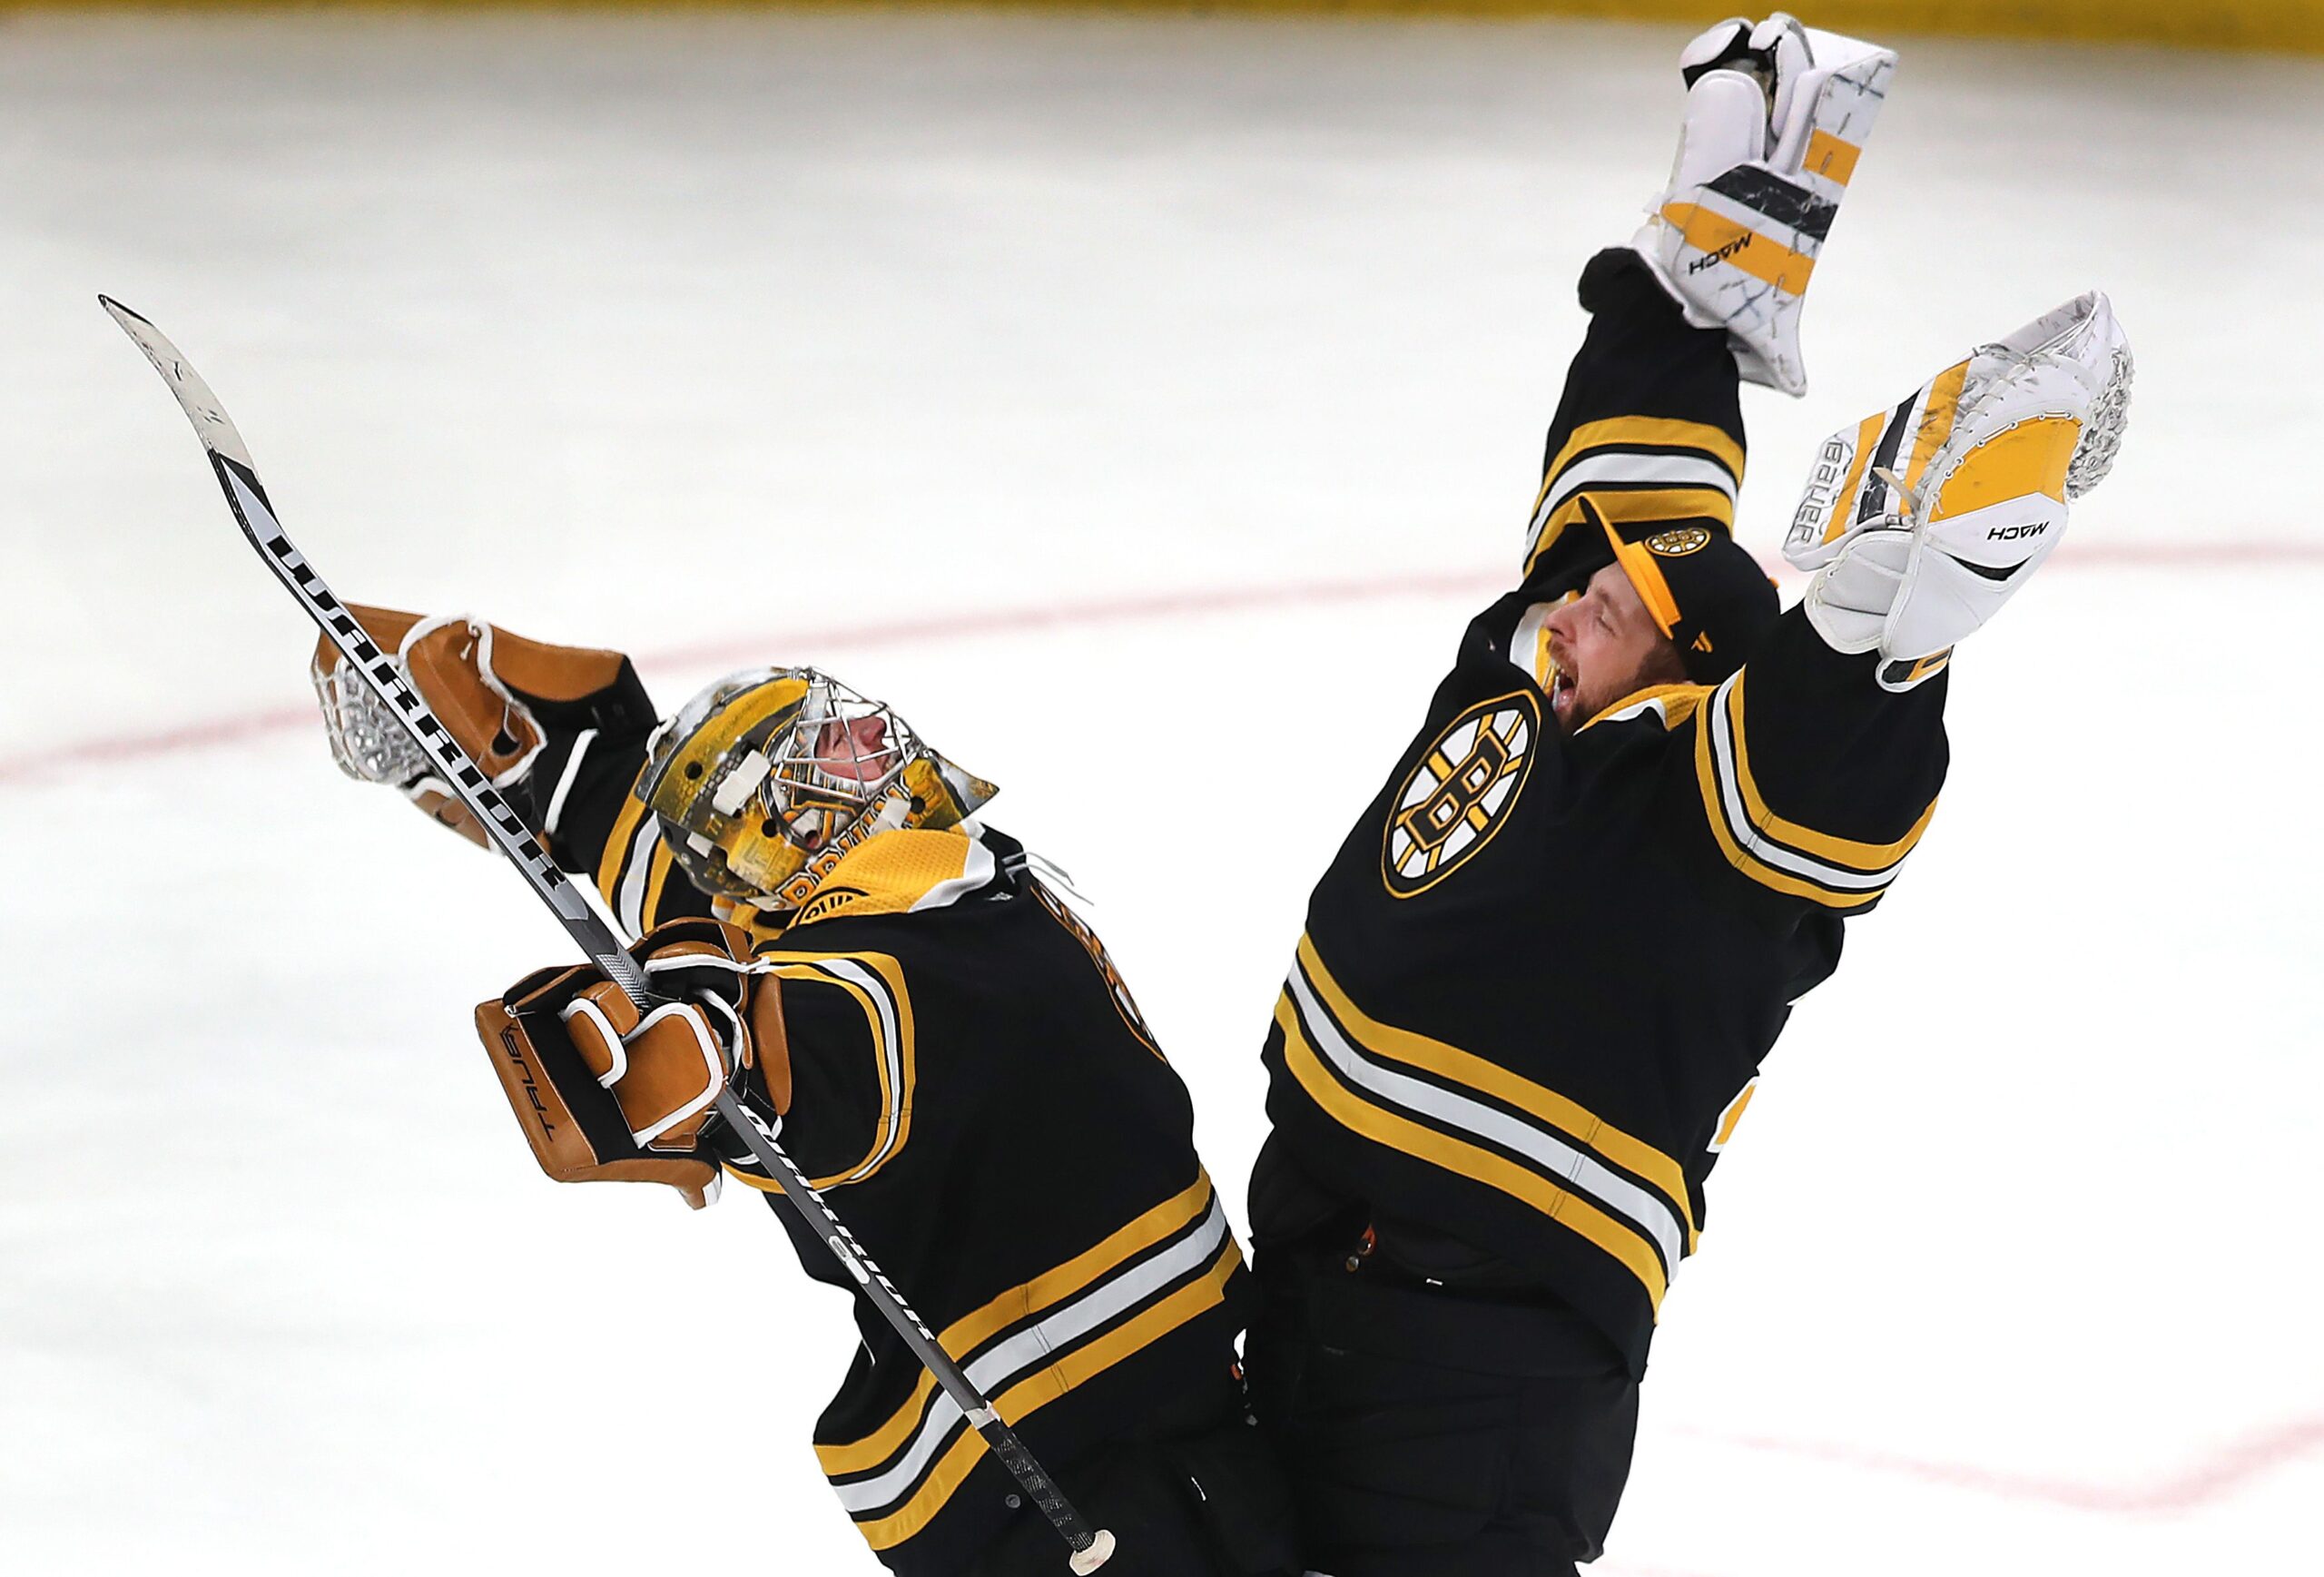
xmin=3 ymin=11 xmax=2320 ymax=1574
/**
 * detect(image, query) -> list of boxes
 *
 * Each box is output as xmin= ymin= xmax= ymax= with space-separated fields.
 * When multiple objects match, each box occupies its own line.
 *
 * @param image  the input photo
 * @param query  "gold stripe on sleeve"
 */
xmin=1725 ymin=675 xmax=1937 ymax=871
xmin=1692 ymin=705 xmax=1883 ymax=911
xmin=593 ymin=766 xmax=654 ymax=911
xmin=1527 ymin=485 xmax=1739 ymax=577
xmin=1588 ymin=485 xmax=1737 ymax=531
xmin=1541 ymin=416 xmax=1747 ymax=497
xmin=640 ymin=841 xmax=675 ymax=925
xmin=720 ymin=950 xmax=919 ymax=1192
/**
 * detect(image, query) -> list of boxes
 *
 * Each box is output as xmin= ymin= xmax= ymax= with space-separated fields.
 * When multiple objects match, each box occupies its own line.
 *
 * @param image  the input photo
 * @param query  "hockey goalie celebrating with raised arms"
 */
xmin=311 ymin=627 xmax=1298 ymax=1577
xmin=1240 ymin=15 xmax=2132 ymax=1576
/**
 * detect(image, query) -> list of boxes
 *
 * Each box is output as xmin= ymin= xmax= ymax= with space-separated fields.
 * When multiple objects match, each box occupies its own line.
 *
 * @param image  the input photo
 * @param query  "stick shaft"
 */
xmin=711 ymin=1092 xmax=1100 ymax=1550
xmin=106 ymin=295 xmax=1108 ymax=1565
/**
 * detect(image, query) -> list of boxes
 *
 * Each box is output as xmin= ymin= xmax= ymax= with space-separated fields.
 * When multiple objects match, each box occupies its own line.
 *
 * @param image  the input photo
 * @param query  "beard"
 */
xmin=1548 ymin=646 xmax=1686 ymax=734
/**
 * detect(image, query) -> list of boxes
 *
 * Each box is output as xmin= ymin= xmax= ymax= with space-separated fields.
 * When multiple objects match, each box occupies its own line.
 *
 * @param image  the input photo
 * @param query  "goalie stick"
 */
xmin=102 ymin=296 xmax=1118 ymax=1575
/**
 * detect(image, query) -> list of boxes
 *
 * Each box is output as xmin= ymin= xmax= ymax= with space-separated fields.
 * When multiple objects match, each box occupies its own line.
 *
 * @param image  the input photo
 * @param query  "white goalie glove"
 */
xmin=1783 ymin=291 xmax=2134 ymax=691
xmin=1633 ymin=14 xmax=1897 ymax=396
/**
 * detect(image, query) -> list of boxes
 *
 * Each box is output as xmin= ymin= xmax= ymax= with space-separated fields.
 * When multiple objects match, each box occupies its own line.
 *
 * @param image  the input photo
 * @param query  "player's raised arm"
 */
xmin=310 ymin=606 xmax=707 ymax=931
xmin=473 ymin=913 xmax=921 ymax=1212
xmin=1517 ymin=15 xmax=1893 ymax=647
xmin=1679 ymin=293 xmax=2134 ymax=912
xmin=310 ymin=606 xmax=655 ymax=857
xmin=1634 ymin=15 xmax=1893 ymax=399
xmin=1521 ymin=249 xmax=1747 ymax=596
xmin=1523 ymin=16 xmax=1891 ymax=593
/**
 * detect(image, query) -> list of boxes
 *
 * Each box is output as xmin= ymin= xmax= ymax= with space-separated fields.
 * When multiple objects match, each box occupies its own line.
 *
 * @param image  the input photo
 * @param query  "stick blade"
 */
xmin=98 ymin=294 xmax=258 ymax=470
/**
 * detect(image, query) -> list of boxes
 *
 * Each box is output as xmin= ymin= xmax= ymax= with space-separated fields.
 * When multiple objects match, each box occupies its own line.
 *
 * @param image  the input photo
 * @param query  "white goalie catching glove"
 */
xmin=1783 ymin=291 xmax=2134 ymax=691
xmin=1633 ymin=14 xmax=1897 ymax=395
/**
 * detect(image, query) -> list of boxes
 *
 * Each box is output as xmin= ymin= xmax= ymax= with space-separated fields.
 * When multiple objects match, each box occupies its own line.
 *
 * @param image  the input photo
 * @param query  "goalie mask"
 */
xmin=635 ymin=667 xmax=997 ymax=912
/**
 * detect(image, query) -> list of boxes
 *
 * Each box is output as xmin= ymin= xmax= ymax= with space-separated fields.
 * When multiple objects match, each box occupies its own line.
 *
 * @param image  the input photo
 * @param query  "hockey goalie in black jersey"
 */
xmin=1240 ymin=15 xmax=2132 ymax=1577
xmin=311 ymin=630 xmax=1298 ymax=1577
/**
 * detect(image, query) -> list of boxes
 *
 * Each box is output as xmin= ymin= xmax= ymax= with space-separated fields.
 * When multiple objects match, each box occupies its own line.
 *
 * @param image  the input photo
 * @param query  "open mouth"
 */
xmin=1551 ymin=665 xmax=1579 ymax=720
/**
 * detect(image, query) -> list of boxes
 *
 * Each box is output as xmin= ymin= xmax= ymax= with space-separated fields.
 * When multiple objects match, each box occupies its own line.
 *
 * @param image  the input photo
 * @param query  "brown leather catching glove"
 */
xmin=476 ymin=919 xmax=791 ymax=1209
xmin=312 ymin=604 xmax=642 ymax=848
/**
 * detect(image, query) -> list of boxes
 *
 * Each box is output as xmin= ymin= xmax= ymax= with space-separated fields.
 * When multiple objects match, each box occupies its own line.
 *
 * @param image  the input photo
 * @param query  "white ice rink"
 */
xmin=5 ymin=9 xmax=2322 ymax=1574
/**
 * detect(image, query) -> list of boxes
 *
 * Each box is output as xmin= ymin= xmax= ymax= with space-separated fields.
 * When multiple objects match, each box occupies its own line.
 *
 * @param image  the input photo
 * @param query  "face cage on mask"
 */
xmin=753 ymin=673 xmax=921 ymax=855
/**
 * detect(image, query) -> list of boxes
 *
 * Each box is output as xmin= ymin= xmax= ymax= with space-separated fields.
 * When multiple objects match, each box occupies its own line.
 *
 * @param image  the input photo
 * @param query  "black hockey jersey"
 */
xmin=1249 ymin=250 xmax=1950 ymax=1377
xmin=529 ymin=727 xmax=1251 ymax=1575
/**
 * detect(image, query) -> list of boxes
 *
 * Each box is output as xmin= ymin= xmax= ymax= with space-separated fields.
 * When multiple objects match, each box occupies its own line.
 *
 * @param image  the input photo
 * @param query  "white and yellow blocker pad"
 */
xmin=1782 ymin=291 xmax=2132 ymax=687
xmin=1637 ymin=16 xmax=1897 ymax=397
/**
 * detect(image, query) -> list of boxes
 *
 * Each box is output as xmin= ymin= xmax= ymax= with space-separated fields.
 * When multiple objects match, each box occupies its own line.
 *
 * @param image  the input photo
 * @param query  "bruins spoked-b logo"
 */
xmin=1383 ymin=692 xmax=1538 ymax=897
xmin=1645 ymin=527 xmax=1712 ymax=557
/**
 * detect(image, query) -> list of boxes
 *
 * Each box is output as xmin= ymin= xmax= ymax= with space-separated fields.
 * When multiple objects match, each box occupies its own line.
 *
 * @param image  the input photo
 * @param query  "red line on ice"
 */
xmin=7 ymin=539 xmax=2321 ymax=789
xmin=0 ymin=567 xmax=1500 ymax=787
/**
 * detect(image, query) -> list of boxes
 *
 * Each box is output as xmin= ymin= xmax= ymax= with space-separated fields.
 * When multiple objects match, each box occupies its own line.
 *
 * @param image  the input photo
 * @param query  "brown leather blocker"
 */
xmin=565 ymin=984 xmax=725 ymax=1155
xmin=473 ymin=921 xmax=791 ymax=1210
xmin=476 ymin=974 xmax=719 ymax=1210
xmin=316 ymin=605 xmax=633 ymax=846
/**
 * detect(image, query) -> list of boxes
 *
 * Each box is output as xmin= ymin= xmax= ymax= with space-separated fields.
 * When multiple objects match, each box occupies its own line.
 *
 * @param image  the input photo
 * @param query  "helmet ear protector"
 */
xmin=635 ymin=667 xmax=997 ymax=912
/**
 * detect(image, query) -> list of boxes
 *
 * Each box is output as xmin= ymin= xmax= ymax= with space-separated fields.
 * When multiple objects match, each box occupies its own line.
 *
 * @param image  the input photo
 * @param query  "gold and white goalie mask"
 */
xmin=635 ymin=667 xmax=998 ymax=912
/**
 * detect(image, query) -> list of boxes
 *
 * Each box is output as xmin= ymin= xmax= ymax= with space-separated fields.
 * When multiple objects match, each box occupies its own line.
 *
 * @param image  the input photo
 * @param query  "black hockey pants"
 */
xmin=969 ymin=1416 xmax=1303 ymax=1577
xmin=1245 ymin=1248 xmax=1640 ymax=1577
